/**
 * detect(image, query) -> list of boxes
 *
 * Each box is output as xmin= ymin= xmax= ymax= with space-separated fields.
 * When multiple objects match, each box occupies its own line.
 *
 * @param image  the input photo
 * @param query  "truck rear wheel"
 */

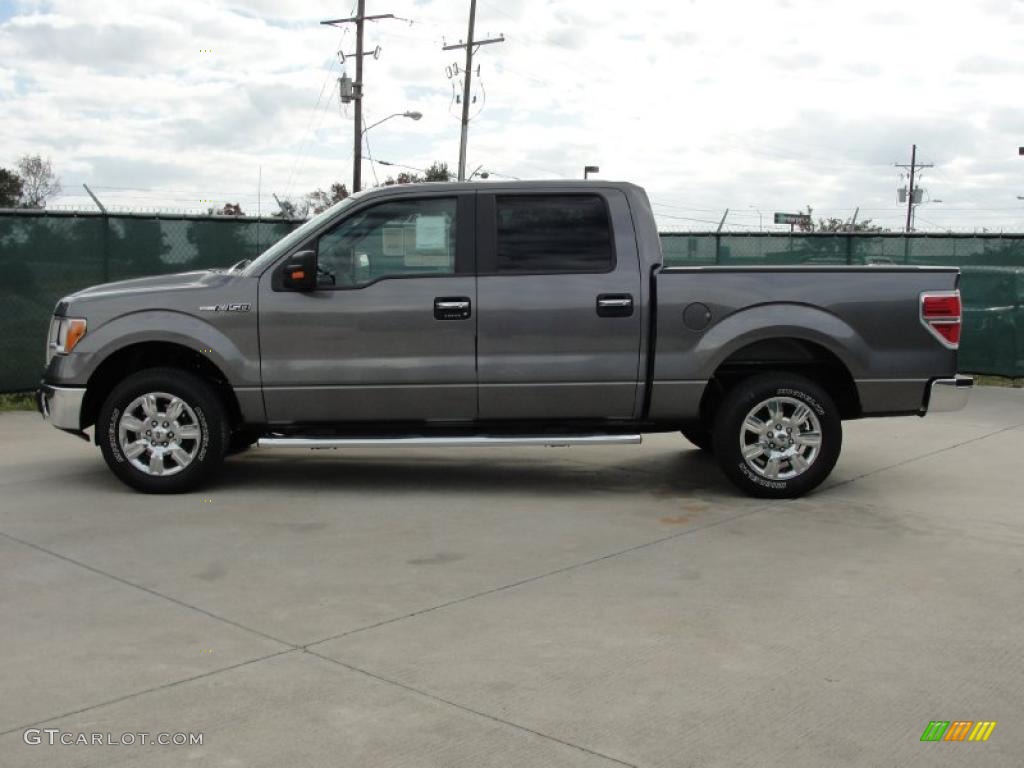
xmin=97 ymin=367 xmax=229 ymax=493
xmin=712 ymin=373 xmax=841 ymax=499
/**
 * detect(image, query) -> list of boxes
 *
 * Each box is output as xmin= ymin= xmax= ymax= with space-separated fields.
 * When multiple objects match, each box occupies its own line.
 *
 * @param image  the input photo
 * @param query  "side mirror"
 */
xmin=282 ymin=250 xmax=317 ymax=291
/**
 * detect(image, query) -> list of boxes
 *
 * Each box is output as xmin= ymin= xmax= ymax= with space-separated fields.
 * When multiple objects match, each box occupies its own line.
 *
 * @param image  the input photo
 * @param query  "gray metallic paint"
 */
xmin=651 ymin=267 xmax=959 ymax=417
xmin=39 ymin=180 xmax=962 ymax=434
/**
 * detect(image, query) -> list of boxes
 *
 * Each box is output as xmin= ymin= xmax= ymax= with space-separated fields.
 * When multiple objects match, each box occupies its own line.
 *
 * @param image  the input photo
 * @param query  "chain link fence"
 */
xmin=0 ymin=210 xmax=304 ymax=392
xmin=1 ymin=212 xmax=1022 ymax=392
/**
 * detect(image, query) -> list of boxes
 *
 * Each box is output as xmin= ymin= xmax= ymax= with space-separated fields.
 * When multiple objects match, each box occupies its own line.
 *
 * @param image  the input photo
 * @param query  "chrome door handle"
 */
xmin=596 ymin=294 xmax=634 ymax=317
xmin=434 ymin=296 xmax=471 ymax=320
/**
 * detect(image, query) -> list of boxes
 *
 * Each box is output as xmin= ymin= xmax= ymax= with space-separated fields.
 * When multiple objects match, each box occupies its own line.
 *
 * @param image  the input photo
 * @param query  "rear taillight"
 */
xmin=920 ymin=291 xmax=962 ymax=349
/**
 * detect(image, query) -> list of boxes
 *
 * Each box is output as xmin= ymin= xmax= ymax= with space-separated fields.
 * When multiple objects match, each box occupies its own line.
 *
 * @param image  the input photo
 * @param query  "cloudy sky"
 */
xmin=1 ymin=0 xmax=1023 ymax=231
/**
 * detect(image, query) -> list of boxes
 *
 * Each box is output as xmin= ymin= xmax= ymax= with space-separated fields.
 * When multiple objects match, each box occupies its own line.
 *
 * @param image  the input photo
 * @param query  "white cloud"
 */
xmin=0 ymin=0 xmax=1021 ymax=230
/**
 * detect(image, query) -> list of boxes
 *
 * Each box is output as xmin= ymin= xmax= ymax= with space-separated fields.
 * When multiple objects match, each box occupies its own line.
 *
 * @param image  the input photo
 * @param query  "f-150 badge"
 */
xmin=198 ymin=303 xmax=251 ymax=312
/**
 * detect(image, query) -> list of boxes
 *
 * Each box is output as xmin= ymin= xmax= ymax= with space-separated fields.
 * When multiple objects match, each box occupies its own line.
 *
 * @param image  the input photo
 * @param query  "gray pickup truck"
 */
xmin=38 ymin=180 xmax=972 ymax=497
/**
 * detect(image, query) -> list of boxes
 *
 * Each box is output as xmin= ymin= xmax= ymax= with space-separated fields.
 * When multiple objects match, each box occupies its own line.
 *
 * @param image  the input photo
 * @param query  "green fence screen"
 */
xmin=1 ymin=211 xmax=1022 ymax=392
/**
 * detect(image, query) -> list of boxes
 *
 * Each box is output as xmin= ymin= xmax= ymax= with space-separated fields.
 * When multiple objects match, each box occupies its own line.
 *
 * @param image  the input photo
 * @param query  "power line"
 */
xmin=284 ymin=22 xmax=350 ymax=199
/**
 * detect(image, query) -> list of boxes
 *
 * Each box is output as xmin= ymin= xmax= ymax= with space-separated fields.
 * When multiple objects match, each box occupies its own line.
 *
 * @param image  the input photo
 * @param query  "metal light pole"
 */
xmin=363 ymin=110 xmax=422 ymax=135
xmin=584 ymin=165 xmax=599 ymax=179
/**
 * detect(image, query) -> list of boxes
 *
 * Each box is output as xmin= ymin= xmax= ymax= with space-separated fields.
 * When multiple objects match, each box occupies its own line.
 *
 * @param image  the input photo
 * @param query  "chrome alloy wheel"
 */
xmin=118 ymin=392 xmax=201 ymax=476
xmin=739 ymin=396 xmax=822 ymax=481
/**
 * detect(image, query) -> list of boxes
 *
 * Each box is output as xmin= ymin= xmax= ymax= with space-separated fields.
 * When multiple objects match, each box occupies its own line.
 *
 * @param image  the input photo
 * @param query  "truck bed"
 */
xmin=648 ymin=265 xmax=960 ymax=420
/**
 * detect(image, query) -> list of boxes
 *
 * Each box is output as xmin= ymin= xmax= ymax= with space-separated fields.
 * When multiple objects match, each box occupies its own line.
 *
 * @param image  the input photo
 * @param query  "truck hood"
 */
xmin=67 ymin=270 xmax=234 ymax=301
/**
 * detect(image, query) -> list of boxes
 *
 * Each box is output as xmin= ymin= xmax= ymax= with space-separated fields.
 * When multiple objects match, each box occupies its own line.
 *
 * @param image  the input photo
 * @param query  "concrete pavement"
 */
xmin=1 ymin=386 xmax=1022 ymax=767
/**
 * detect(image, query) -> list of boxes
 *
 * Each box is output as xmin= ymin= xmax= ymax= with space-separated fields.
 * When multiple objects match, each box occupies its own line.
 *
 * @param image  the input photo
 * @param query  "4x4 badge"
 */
xmin=198 ymin=303 xmax=251 ymax=312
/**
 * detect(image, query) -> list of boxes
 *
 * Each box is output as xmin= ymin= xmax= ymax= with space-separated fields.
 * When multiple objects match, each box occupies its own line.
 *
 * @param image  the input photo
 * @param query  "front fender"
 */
xmin=45 ymin=309 xmax=260 ymax=388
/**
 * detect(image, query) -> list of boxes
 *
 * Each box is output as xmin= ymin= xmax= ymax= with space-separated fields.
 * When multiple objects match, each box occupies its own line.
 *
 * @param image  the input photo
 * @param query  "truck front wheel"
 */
xmin=97 ymin=367 xmax=229 ymax=493
xmin=712 ymin=373 xmax=841 ymax=499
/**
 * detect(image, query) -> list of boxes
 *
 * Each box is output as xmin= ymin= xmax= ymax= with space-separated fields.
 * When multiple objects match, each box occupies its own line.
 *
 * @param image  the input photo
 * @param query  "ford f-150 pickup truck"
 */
xmin=37 ymin=180 xmax=972 ymax=497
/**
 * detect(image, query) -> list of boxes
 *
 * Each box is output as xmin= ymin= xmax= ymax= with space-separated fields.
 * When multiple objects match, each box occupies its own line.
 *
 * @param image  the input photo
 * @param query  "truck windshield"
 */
xmin=242 ymin=193 xmax=365 ymax=277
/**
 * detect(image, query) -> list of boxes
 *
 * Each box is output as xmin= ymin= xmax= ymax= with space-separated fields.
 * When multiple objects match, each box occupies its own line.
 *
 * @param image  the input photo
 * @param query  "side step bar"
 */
xmin=257 ymin=434 xmax=643 ymax=449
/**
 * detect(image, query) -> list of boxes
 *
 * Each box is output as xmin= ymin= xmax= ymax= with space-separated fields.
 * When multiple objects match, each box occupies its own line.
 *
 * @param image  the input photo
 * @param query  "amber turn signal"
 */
xmin=63 ymin=318 xmax=88 ymax=354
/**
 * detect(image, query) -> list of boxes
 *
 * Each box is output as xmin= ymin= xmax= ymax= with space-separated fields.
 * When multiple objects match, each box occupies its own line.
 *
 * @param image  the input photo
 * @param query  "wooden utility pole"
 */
xmin=321 ymin=5 xmax=396 ymax=192
xmin=443 ymin=0 xmax=504 ymax=180
xmin=895 ymin=144 xmax=933 ymax=233
xmin=353 ymin=0 xmax=365 ymax=192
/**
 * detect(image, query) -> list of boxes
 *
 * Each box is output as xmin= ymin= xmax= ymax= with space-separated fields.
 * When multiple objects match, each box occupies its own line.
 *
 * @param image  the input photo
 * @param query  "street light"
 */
xmin=584 ymin=165 xmax=599 ymax=179
xmin=363 ymin=110 xmax=422 ymax=134
xmin=360 ymin=112 xmax=422 ymax=187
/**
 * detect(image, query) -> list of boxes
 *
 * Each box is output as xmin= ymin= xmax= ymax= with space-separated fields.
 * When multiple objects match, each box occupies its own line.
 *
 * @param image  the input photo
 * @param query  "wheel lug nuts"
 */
xmin=145 ymin=430 xmax=151 ymax=435
xmin=151 ymin=421 xmax=157 ymax=427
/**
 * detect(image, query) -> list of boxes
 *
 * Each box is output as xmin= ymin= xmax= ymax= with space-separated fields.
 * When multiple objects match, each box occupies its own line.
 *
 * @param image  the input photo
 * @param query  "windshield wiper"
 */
xmin=227 ymin=259 xmax=252 ymax=273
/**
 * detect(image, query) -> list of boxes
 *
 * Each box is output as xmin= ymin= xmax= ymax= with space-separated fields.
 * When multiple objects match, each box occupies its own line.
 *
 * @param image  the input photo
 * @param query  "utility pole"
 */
xmin=321 ymin=4 xmax=396 ymax=193
xmin=443 ymin=0 xmax=504 ymax=180
xmin=895 ymin=144 xmax=933 ymax=233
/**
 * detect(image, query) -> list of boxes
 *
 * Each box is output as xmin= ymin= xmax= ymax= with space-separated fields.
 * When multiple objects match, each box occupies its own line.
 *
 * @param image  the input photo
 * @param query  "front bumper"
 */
xmin=924 ymin=376 xmax=973 ymax=413
xmin=37 ymin=384 xmax=86 ymax=431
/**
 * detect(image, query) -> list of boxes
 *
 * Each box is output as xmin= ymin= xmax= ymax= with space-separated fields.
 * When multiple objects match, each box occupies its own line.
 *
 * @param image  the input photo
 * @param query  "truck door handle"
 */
xmin=434 ymin=297 xmax=471 ymax=320
xmin=596 ymin=294 xmax=634 ymax=318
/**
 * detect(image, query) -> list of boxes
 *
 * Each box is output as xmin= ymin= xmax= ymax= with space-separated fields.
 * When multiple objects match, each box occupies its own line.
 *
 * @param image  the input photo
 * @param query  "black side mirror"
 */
xmin=282 ymin=250 xmax=317 ymax=291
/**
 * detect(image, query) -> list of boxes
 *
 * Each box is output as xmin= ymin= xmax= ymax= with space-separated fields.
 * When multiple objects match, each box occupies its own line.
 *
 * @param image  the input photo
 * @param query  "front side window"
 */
xmin=495 ymin=195 xmax=613 ymax=274
xmin=315 ymin=197 xmax=457 ymax=288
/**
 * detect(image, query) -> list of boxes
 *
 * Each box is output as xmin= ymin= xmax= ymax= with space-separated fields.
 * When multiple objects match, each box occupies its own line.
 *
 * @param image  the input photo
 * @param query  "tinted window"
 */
xmin=495 ymin=195 xmax=613 ymax=273
xmin=315 ymin=197 xmax=456 ymax=288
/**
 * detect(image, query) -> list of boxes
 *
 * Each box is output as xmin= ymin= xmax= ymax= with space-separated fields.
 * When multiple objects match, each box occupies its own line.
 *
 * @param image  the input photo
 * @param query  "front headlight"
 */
xmin=46 ymin=317 xmax=88 ymax=365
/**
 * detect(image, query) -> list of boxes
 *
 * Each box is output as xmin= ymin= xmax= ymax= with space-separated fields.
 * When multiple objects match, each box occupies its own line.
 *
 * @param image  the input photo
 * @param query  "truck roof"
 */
xmin=355 ymin=179 xmax=646 ymax=199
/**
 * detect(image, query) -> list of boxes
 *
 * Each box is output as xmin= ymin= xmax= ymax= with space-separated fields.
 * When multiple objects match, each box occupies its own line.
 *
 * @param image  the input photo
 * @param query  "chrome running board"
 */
xmin=257 ymin=434 xmax=642 ymax=449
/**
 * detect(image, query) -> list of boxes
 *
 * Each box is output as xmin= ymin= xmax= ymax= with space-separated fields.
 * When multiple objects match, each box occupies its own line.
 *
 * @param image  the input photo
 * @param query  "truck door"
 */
xmin=475 ymin=189 xmax=643 ymax=420
xmin=257 ymin=193 xmax=477 ymax=424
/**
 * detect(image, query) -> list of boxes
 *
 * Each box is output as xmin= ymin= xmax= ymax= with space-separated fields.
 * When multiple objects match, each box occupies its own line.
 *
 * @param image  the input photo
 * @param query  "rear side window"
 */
xmin=495 ymin=195 xmax=613 ymax=273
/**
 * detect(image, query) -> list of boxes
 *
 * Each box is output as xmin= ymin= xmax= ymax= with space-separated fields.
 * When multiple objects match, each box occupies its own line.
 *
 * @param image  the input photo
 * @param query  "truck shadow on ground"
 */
xmin=211 ymin=445 xmax=741 ymax=499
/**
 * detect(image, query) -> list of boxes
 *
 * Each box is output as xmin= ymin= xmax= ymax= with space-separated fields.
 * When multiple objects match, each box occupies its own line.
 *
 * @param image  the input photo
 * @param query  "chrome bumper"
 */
xmin=925 ymin=376 xmax=973 ymax=413
xmin=37 ymin=384 xmax=86 ymax=431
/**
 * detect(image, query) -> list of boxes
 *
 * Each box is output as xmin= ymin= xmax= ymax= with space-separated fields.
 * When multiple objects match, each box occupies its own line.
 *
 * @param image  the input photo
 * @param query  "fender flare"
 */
xmin=695 ymin=303 xmax=870 ymax=380
xmin=81 ymin=309 xmax=258 ymax=388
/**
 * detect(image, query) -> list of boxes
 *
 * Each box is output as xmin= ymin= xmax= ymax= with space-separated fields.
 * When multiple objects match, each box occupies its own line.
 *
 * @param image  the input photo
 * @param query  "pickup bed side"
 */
xmin=649 ymin=266 xmax=959 ymax=421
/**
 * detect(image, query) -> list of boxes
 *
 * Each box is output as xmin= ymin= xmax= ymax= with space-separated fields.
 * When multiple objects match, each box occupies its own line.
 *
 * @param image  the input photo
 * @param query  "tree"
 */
xmin=423 ymin=161 xmax=452 ymax=182
xmin=0 ymin=168 xmax=22 ymax=207
xmin=797 ymin=205 xmax=888 ymax=233
xmin=16 ymin=154 xmax=61 ymax=208
xmin=306 ymin=182 xmax=349 ymax=215
xmin=383 ymin=161 xmax=452 ymax=186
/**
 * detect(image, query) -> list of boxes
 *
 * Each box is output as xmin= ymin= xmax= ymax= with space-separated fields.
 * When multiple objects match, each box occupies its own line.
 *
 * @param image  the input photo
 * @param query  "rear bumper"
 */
xmin=924 ymin=376 xmax=973 ymax=413
xmin=37 ymin=383 xmax=86 ymax=431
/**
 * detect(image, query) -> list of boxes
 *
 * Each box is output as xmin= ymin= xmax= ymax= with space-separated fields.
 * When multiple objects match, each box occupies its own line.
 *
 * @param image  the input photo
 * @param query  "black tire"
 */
xmin=711 ymin=372 xmax=841 ymax=499
xmin=681 ymin=427 xmax=714 ymax=452
xmin=227 ymin=428 xmax=262 ymax=456
xmin=97 ymin=367 xmax=229 ymax=493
